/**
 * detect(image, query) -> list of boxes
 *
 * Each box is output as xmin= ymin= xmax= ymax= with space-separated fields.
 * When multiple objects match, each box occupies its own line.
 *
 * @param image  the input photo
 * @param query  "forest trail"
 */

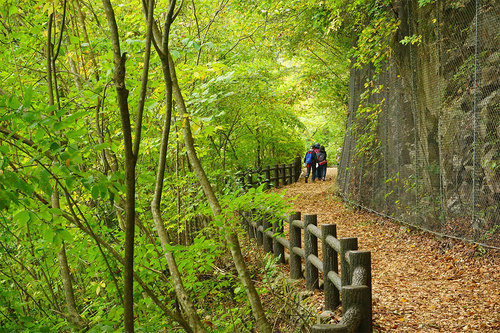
xmin=272 ymin=167 xmax=499 ymax=332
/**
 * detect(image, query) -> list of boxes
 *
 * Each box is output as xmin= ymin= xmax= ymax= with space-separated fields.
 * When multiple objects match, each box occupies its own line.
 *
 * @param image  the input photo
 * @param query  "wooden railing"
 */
xmin=240 ymin=211 xmax=372 ymax=333
xmin=236 ymin=157 xmax=302 ymax=189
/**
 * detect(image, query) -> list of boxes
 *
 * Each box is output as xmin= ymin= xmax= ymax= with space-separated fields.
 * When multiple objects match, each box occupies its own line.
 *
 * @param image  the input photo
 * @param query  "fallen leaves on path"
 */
xmin=273 ymin=168 xmax=500 ymax=332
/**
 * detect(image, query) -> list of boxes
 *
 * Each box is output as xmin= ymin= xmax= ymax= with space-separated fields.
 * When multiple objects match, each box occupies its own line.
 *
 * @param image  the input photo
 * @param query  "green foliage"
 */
xmin=400 ymin=34 xmax=423 ymax=45
xmin=418 ymin=0 xmax=436 ymax=7
xmin=0 ymin=0 xmax=358 ymax=330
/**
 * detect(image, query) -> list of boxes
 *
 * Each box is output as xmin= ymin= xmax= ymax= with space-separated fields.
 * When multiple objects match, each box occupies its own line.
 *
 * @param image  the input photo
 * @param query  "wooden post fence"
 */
xmin=240 ymin=211 xmax=372 ymax=333
xmin=236 ymin=157 xmax=302 ymax=190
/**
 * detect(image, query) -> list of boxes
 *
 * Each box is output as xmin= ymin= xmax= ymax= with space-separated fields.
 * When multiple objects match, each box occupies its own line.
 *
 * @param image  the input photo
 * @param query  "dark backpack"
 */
xmin=318 ymin=152 xmax=326 ymax=162
xmin=305 ymin=151 xmax=314 ymax=164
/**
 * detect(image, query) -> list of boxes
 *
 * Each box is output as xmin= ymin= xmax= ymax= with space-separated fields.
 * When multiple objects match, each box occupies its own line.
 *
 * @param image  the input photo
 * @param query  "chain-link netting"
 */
xmin=338 ymin=0 xmax=500 ymax=248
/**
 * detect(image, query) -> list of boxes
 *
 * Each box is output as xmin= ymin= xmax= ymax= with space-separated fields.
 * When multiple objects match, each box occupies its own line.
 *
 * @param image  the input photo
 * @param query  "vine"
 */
xmin=346 ymin=1 xmax=399 ymax=164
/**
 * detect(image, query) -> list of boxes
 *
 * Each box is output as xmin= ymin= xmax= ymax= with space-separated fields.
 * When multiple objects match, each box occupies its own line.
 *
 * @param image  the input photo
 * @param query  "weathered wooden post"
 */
xmin=256 ymin=214 xmax=263 ymax=246
xmin=281 ymin=164 xmax=287 ymax=185
xmin=348 ymin=251 xmax=372 ymax=333
xmin=288 ymin=163 xmax=293 ymax=184
xmin=273 ymin=217 xmax=285 ymax=263
xmin=247 ymin=208 xmax=257 ymax=238
xmin=342 ymin=285 xmax=369 ymax=332
xmin=339 ymin=237 xmax=358 ymax=287
xmin=264 ymin=165 xmax=271 ymax=189
xmin=289 ymin=212 xmax=302 ymax=279
xmin=304 ymin=214 xmax=319 ymax=290
xmin=239 ymin=210 xmax=248 ymax=237
xmin=294 ymin=156 xmax=302 ymax=182
xmin=312 ymin=284 xmax=369 ymax=333
xmin=247 ymin=173 xmax=253 ymax=190
xmin=274 ymin=164 xmax=280 ymax=187
xmin=312 ymin=325 xmax=348 ymax=332
xmin=263 ymin=213 xmax=273 ymax=254
xmin=322 ymin=224 xmax=339 ymax=310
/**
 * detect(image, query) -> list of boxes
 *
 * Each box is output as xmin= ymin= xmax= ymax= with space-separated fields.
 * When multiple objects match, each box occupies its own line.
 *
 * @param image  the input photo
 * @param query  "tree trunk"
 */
xmin=147 ymin=0 xmax=207 ymax=331
xmin=167 ymin=52 xmax=272 ymax=333
xmin=53 ymin=190 xmax=87 ymax=328
xmin=100 ymin=0 xmax=136 ymax=331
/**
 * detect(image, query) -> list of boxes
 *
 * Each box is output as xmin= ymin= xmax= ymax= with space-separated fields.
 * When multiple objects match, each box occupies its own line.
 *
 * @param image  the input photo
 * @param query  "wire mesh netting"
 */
xmin=338 ymin=0 xmax=500 ymax=248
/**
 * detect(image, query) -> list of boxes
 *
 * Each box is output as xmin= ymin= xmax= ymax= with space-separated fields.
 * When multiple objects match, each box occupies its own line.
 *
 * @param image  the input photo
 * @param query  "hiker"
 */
xmin=313 ymin=143 xmax=320 ymax=179
xmin=317 ymin=145 xmax=327 ymax=181
xmin=303 ymin=145 xmax=317 ymax=183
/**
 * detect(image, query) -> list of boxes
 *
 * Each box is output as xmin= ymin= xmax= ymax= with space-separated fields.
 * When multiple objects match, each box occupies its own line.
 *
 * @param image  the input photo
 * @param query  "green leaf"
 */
xmin=13 ymin=210 xmax=30 ymax=225
xmin=93 ymin=142 xmax=110 ymax=150
xmin=7 ymin=95 xmax=20 ymax=109
xmin=9 ymin=5 xmax=18 ymax=16
xmin=43 ymin=227 xmax=54 ymax=243
xmin=56 ymin=228 xmax=73 ymax=242
xmin=66 ymin=127 xmax=87 ymax=139
xmin=91 ymin=185 xmax=100 ymax=200
xmin=171 ymin=49 xmax=181 ymax=60
xmin=65 ymin=176 xmax=76 ymax=190
xmin=49 ymin=207 xmax=64 ymax=217
xmin=23 ymin=86 xmax=34 ymax=107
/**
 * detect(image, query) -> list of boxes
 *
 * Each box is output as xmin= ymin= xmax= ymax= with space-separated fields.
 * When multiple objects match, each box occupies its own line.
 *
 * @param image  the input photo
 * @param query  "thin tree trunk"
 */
xmin=47 ymin=11 xmax=86 ymax=328
xmin=167 ymin=52 xmax=272 ymax=333
xmin=73 ymin=0 xmax=100 ymax=81
xmin=148 ymin=0 xmax=207 ymax=330
xmin=59 ymin=189 xmax=193 ymax=332
xmin=54 ymin=187 xmax=86 ymax=328
xmin=100 ymin=1 xmax=136 ymax=331
xmin=57 ymin=242 xmax=87 ymax=328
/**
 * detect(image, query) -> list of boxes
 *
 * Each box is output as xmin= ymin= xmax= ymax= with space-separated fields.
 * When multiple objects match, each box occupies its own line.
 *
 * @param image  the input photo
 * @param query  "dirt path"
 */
xmin=275 ymin=168 xmax=499 ymax=332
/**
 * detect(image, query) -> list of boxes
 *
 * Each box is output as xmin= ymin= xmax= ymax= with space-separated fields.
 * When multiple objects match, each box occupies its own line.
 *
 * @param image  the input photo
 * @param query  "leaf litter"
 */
xmin=263 ymin=167 xmax=500 ymax=332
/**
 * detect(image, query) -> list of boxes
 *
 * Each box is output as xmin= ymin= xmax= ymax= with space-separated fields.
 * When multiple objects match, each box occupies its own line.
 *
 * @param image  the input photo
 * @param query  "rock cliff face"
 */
xmin=339 ymin=0 xmax=499 ymax=246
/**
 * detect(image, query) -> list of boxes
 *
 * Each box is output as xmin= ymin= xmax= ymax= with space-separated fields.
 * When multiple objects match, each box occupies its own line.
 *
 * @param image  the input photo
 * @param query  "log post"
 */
xmin=273 ymin=217 xmax=285 ymax=263
xmin=247 ymin=208 xmax=257 ymax=238
xmin=322 ymin=224 xmax=339 ymax=310
xmin=263 ymin=213 xmax=273 ymax=254
xmin=239 ymin=210 xmax=248 ymax=237
xmin=247 ymin=173 xmax=253 ymax=189
xmin=289 ymin=212 xmax=302 ymax=279
xmin=341 ymin=285 xmax=370 ymax=333
xmin=312 ymin=324 xmax=349 ymax=332
xmin=304 ymin=214 xmax=319 ymax=290
xmin=236 ymin=171 xmax=244 ymax=188
xmin=256 ymin=214 xmax=263 ymax=246
xmin=339 ymin=237 xmax=358 ymax=287
xmin=264 ymin=165 xmax=271 ymax=189
xmin=294 ymin=156 xmax=301 ymax=182
xmin=348 ymin=251 xmax=372 ymax=333
xmin=281 ymin=164 xmax=287 ymax=185
xmin=288 ymin=163 xmax=293 ymax=184
xmin=274 ymin=164 xmax=279 ymax=188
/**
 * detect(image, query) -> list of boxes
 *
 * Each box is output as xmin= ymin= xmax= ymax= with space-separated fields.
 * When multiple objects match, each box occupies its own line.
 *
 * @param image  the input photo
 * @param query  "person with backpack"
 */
xmin=303 ymin=145 xmax=317 ymax=183
xmin=313 ymin=143 xmax=320 ymax=179
xmin=317 ymin=145 xmax=327 ymax=181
